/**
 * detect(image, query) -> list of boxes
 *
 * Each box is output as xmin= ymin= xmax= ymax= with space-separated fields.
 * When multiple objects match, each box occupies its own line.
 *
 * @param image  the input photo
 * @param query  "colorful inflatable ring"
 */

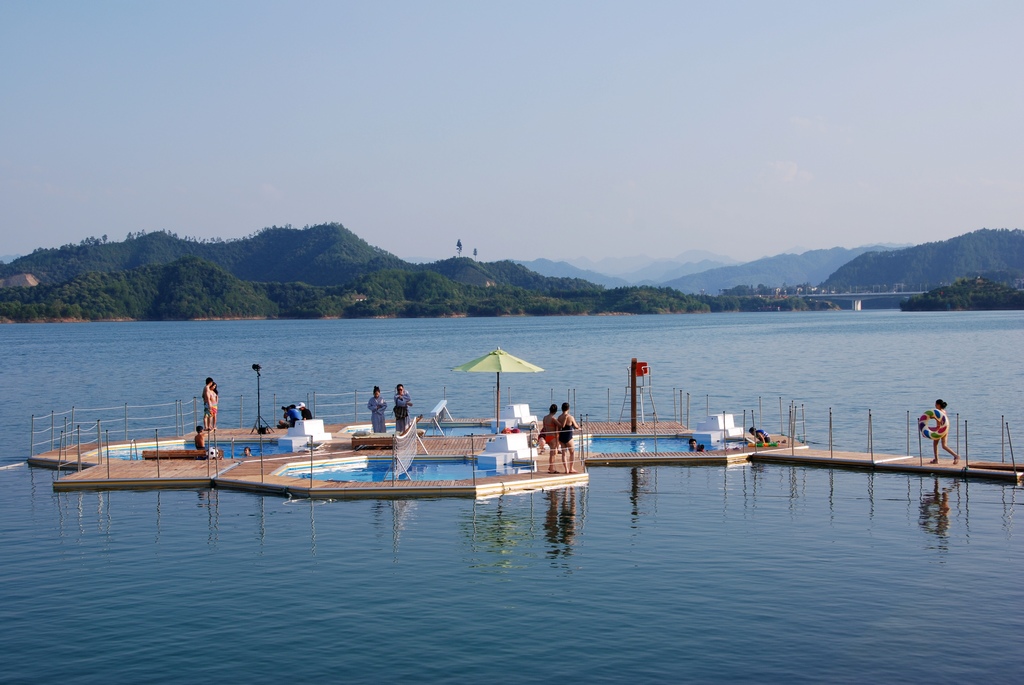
xmin=918 ymin=408 xmax=948 ymax=441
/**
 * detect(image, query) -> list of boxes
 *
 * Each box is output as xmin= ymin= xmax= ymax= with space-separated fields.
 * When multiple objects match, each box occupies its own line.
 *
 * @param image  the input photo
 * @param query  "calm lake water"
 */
xmin=2 ymin=312 xmax=1023 ymax=682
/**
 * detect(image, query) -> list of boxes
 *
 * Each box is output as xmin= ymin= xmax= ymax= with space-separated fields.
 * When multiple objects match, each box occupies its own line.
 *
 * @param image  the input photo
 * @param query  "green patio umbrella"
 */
xmin=452 ymin=347 xmax=544 ymax=428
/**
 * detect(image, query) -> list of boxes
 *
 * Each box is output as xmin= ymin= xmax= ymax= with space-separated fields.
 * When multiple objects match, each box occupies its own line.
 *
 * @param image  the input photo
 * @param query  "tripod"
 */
xmin=251 ymin=364 xmax=274 ymax=434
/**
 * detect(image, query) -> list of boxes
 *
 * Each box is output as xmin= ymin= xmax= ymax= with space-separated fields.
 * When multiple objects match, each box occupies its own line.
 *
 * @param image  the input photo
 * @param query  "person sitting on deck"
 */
xmin=278 ymin=404 xmax=303 ymax=429
xmin=749 ymin=427 xmax=771 ymax=444
xmin=299 ymin=402 xmax=313 ymax=420
xmin=194 ymin=425 xmax=206 ymax=450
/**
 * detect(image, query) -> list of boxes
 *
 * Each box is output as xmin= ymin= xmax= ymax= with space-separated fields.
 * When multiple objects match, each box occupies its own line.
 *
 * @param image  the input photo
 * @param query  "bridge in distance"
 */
xmin=803 ymin=291 xmax=924 ymax=311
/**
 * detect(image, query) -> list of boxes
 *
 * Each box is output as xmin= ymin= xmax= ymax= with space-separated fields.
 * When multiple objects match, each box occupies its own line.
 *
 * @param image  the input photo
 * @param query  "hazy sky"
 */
xmin=2 ymin=1 xmax=1022 ymax=263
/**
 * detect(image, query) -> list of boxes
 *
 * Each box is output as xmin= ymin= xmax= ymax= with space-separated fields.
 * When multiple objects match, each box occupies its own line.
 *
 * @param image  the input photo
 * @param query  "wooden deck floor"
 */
xmin=36 ymin=421 xmax=1023 ymax=495
xmin=750 ymin=447 xmax=1023 ymax=483
xmin=52 ymin=457 xmax=241 ymax=491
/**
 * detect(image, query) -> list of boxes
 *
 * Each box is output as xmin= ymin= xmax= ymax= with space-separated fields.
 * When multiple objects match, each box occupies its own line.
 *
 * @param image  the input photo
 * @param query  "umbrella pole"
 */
xmin=496 ymin=371 xmax=501 ymax=431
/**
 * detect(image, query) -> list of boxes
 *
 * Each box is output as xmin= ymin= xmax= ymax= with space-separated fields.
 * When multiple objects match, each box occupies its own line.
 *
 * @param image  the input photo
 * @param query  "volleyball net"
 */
xmin=389 ymin=417 xmax=420 ymax=482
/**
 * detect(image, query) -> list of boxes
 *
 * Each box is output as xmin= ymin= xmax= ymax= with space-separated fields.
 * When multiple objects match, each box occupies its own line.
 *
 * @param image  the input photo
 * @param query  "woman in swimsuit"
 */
xmin=929 ymin=399 xmax=960 ymax=465
xmin=557 ymin=402 xmax=581 ymax=474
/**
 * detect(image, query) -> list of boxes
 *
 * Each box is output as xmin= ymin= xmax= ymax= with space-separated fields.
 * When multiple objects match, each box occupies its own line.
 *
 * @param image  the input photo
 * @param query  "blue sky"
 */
xmin=2 ymin=1 xmax=1021 ymax=263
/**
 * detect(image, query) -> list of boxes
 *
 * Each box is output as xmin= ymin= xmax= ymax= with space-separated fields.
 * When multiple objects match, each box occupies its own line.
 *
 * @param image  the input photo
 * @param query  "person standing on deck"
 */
xmin=557 ymin=402 xmax=582 ymax=474
xmin=367 ymin=386 xmax=388 ymax=433
xmin=540 ymin=404 xmax=560 ymax=472
xmin=393 ymin=384 xmax=412 ymax=435
xmin=203 ymin=378 xmax=218 ymax=432
xmin=929 ymin=399 xmax=960 ymax=465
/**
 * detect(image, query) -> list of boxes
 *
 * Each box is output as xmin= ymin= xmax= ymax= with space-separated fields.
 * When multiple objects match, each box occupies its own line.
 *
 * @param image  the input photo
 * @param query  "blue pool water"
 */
xmin=343 ymin=423 xmax=493 ymax=437
xmin=92 ymin=440 xmax=296 ymax=460
xmin=282 ymin=457 xmax=531 ymax=481
xmin=586 ymin=436 xmax=697 ymax=453
xmin=421 ymin=424 xmax=495 ymax=437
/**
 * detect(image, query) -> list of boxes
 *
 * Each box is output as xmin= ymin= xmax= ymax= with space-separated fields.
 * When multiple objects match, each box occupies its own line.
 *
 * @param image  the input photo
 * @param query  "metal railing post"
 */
xmin=906 ymin=410 xmax=910 ymax=455
xmin=828 ymin=407 xmax=833 ymax=458
xmin=1006 ymin=422 xmax=1017 ymax=478
xmin=964 ymin=419 xmax=969 ymax=467
xmin=868 ymin=410 xmax=874 ymax=465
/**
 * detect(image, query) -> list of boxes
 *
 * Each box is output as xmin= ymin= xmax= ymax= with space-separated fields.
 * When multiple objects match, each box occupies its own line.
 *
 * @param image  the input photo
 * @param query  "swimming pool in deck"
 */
xmin=81 ymin=439 xmax=301 ymax=460
xmin=582 ymin=435 xmax=744 ymax=454
xmin=343 ymin=422 xmax=494 ymax=437
xmin=277 ymin=456 xmax=533 ymax=482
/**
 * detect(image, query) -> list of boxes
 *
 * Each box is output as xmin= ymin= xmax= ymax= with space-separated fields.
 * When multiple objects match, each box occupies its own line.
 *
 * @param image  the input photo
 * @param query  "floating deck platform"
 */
xmin=34 ymin=425 xmax=589 ymax=498
xmin=28 ymin=421 xmax=1023 ymax=497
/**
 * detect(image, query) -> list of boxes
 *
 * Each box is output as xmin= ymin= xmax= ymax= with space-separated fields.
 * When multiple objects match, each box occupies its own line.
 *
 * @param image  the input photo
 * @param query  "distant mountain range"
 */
xmin=824 ymin=229 xmax=1024 ymax=289
xmin=14 ymin=225 xmax=1013 ymax=298
xmin=662 ymin=246 xmax=888 ymax=294
xmin=517 ymin=253 xmax=740 ymax=288
xmin=512 ymin=259 xmax=631 ymax=288
xmin=520 ymin=244 xmax=915 ymax=294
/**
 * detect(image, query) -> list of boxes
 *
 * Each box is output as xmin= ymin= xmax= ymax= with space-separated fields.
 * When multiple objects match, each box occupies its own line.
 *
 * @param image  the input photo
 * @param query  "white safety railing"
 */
xmin=27 ymin=385 xmax=1017 ymax=469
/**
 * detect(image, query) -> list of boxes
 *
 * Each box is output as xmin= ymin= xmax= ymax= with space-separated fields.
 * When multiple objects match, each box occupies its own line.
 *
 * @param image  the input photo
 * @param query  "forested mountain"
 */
xmin=0 ymin=256 xmax=278 ymax=321
xmin=5 ymin=223 xmax=1021 ymax=321
xmin=0 ymin=223 xmax=407 ymax=286
xmin=662 ymin=246 xmax=882 ymax=294
xmin=823 ymin=229 xmax=1024 ymax=289
xmin=428 ymin=258 xmax=599 ymax=293
xmin=0 ymin=223 xmax=598 ymax=293
xmin=900 ymin=277 xmax=1024 ymax=311
xmin=0 ymin=256 xmax=827 ymax=322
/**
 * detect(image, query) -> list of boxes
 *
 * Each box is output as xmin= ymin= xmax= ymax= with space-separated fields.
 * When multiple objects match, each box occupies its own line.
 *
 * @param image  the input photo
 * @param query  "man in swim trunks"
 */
xmin=203 ymin=377 xmax=218 ymax=431
xmin=540 ymin=404 xmax=560 ymax=473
